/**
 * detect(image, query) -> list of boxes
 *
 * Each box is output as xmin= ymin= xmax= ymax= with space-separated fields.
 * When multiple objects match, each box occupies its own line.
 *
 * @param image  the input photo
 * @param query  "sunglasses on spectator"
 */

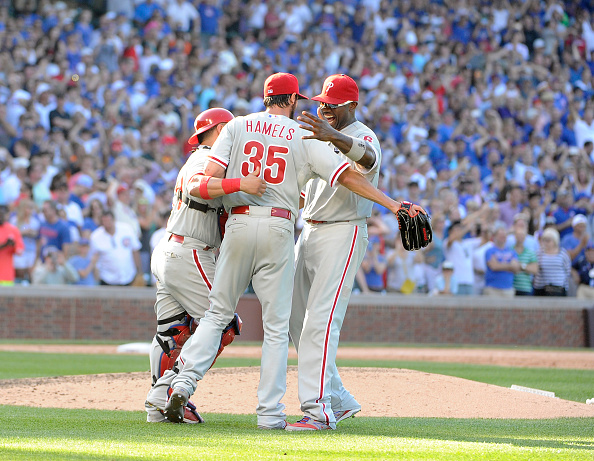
xmin=320 ymin=101 xmax=353 ymax=109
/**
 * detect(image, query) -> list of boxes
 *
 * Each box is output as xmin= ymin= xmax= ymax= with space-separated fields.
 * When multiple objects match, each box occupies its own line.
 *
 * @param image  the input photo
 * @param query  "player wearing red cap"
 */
xmin=161 ymin=72 xmax=408 ymax=429
xmin=285 ymin=74 xmax=407 ymax=431
xmin=145 ymin=108 xmax=265 ymax=424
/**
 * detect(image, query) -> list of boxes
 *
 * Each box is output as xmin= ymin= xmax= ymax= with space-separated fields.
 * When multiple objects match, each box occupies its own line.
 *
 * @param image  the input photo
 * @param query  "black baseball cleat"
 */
xmin=163 ymin=388 xmax=190 ymax=423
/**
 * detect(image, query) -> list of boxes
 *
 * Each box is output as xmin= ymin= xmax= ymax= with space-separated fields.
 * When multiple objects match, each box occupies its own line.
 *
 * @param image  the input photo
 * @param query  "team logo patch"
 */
xmin=122 ymin=237 xmax=131 ymax=248
xmin=363 ymin=135 xmax=373 ymax=142
xmin=325 ymin=82 xmax=334 ymax=94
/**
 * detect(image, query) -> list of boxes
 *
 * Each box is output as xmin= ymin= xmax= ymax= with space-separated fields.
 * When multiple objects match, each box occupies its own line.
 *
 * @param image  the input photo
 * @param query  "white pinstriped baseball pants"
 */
xmin=289 ymin=220 xmax=367 ymax=427
xmin=172 ymin=208 xmax=296 ymax=428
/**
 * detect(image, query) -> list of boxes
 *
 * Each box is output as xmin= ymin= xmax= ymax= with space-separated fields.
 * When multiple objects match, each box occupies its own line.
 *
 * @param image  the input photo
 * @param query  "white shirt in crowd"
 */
xmin=472 ymin=241 xmax=493 ymax=295
xmin=574 ymin=117 xmax=594 ymax=149
xmin=166 ymin=1 xmax=199 ymax=32
xmin=444 ymin=237 xmax=482 ymax=286
xmin=90 ymin=222 xmax=141 ymax=285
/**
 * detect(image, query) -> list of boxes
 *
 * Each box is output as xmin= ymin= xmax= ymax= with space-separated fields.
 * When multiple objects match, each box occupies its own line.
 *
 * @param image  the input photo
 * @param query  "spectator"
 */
xmin=38 ymin=199 xmax=72 ymax=261
xmin=553 ymin=189 xmax=578 ymax=239
xmin=166 ymin=0 xmax=199 ymax=33
xmin=81 ymin=198 xmax=105 ymax=237
xmin=107 ymin=181 xmax=141 ymax=238
xmin=32 ymin=247 xmax=79 ymax=285
xmin=533 ymin=227 xmax=571 ymax=296
xmin=360 ymin=236 xmax=387 ymax=293
xmin=422 ymin=214 xmax=446 ymax=294
xmin=50 ymin=174 xmax=84 ymax=229
xmin=560 ymin=214 xmax=590 ymax=264
xmin=68 ymin=239 xmax=99 ymax=286
xmin=431 ymin=260 xmax=459 ymax=296
xmin=0 ymin=205 xmax=25 ymax=286
xmin=443 ymin=204 xmax=491 ymax=295
xmin=483 ymin=222 xmax=520 ymax=298
xmin=574 ymin=243 xmax=594 ymax=299
xmin=510 ymin=214 xmax=539 ymax=296
xmin=498 ymin=184 xmax=525 ymax=228
xmin=386 ymin=233 xmax=420 ymax=294
xmin=89 ymin=210 xmax=143 ymax=286
xmin=10 ymin=198 xmax=40 ymax=284
xmin=472 ymin=226 xmax=494 ymax=295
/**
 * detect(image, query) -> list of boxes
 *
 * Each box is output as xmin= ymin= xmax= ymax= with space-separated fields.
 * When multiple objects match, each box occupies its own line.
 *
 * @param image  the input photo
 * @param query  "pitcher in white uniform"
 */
xmin=145 ymin=108 xmax=265 ymax=424
xmin=162 ymin=72 xmax=406 ymax=430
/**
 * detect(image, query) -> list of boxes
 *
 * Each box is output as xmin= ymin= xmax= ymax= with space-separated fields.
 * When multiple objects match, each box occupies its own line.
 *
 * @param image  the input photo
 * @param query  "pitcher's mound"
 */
xmin=0 ymin=367 xmax=592 ymax=419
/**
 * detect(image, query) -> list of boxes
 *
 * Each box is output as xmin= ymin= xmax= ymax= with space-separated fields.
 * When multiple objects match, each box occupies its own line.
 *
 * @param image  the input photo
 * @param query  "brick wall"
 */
xmin=0 ymin=286 xmax=591 ymax=347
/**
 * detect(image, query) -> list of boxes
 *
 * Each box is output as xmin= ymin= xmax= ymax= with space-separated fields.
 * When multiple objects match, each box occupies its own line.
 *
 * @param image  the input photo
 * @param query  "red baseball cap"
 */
xmin=311 ymin=74 xmax=359 ymax=105
xmin=263 ymin=73 xmax=308 ymax=100
xmin=116 ymin=184 xmax=129 ymax=195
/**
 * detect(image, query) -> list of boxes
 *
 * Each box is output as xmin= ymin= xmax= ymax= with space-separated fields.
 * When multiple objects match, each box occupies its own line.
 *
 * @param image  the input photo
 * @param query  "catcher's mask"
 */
xmin=188 ymin=108 xmax=234 ymax=145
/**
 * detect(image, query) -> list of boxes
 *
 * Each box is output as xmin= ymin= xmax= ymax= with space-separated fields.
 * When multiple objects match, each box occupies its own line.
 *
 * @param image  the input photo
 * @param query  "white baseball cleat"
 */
xmin=257 ymin=420 xmax=287 ymax=430
xmin=333 ymin=407 xmax=361 ymax=423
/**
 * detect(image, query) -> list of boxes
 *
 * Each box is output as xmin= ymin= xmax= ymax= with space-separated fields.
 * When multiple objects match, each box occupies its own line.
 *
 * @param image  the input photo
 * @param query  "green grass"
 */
xmin=1 ymin=348 xmax=593 ymax=460
xmin=0 ymin=406 xmax=592 ymax=461
xmin=0 ymin=352 xmax=262 ymax=380
xmin=3 ymin=352 xmax=593 ymax=403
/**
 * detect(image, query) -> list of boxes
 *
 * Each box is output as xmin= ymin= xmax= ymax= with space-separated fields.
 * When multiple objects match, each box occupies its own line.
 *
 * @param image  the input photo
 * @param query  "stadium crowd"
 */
xmin=1 ymin=0 xmax=594 ymax=297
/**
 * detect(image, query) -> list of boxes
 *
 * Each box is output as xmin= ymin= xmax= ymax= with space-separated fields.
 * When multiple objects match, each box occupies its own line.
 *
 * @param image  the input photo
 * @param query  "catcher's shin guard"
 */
xmin=209 ymin=313 xmax=242 ymax=369
xmin=151 ymin=313 xmax=195 ymax=384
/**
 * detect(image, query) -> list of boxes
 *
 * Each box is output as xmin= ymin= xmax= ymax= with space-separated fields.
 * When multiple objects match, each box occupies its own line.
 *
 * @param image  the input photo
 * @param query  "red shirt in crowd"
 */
xmin=0 ymin=223 xmax=24 ymax=283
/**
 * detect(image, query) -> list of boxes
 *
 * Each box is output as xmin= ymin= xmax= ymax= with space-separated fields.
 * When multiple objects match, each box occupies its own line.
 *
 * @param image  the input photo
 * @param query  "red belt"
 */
xmin=305 ymin=219 xmax=356 ymax=225
xmin=168 ymin=233 xmax=212 ymax=251
xmin=305 ymin=219 xmax=327 ymax=224
xmin=231 ymin=206 xmax=292 ymax=220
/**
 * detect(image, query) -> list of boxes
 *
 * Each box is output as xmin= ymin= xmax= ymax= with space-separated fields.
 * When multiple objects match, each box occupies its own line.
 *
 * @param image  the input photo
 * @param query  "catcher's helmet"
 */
xmin=188 ymin=108 xmax=234 ymax=145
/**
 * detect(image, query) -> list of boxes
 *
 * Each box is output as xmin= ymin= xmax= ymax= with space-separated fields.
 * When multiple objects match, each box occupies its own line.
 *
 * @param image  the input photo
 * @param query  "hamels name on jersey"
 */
xmin=246 ymin=119 xmax=294 ymax=140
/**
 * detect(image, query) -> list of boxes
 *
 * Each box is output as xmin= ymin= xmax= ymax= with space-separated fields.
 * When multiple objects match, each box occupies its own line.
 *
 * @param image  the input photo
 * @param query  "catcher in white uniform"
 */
xmin=161 ymin=72 xmax=410 ymax=430
xmin=287 ymin=74 xmax=427 ymax=430
xmin=145 ymin=108 xmax=266 ymax=424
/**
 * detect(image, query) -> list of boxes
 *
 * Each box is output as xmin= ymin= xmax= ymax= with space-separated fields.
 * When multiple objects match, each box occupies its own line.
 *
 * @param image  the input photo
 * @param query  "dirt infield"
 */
xmin=2 ymin=345 xmax=594 ymax=419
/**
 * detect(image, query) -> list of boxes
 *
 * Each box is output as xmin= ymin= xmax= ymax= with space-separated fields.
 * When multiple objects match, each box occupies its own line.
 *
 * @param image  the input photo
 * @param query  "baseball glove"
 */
xmin=396 ymin=201 xmax=432 ymax=251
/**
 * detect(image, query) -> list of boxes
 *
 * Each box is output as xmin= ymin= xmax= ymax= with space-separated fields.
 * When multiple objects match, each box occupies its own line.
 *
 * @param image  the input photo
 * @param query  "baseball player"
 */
xmin=161 ymin=72 xmax=406 ymax=430
xmin=145 ymin=108 xmax=266 ymax=424
xmin=286 ymin=74 xmax=405 ymax=430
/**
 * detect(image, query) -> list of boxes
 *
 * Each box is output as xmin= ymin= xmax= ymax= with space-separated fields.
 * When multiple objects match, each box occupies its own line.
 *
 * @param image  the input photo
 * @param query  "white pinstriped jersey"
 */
xmin=301 ymin=120 xmax=382 ymax=222
xmin=206 ymin=112 xmax=350 ymax=218
xmin=166 ymin=145 xmax=223 ymax=248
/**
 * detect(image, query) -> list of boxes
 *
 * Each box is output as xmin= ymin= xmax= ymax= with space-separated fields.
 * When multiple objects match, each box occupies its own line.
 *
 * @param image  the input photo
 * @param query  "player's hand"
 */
xmin=240 ymin=166 xmax=267 ymax=197
xmin=297 ymin=111 xmax=337 ymax=142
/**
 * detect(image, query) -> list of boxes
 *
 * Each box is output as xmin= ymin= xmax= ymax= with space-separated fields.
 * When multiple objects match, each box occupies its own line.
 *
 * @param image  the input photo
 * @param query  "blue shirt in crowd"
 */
xmin=68 ymin=255 xmax=97 ymax=286
xmin=39 ymin=219 xmax=71 ymax=260
xmin=484 ymin=246 xmax=518 ymax=289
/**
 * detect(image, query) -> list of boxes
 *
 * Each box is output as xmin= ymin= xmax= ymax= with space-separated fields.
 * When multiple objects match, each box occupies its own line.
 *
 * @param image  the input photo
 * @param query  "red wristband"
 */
xmin=221 ymin=178 xmax=241 ymax=195
xmin=199 ymin=176 xmax=211 ymax=199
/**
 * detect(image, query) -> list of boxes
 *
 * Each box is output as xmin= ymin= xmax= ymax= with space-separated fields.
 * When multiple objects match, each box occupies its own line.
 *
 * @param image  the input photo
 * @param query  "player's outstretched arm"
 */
xmin=338 ymin=168 xmax=432 ymax=251
xmin=189 ymin=165 xmax=267 ymax=199
xmin=297 ymin=110 xmax=376 ymax=169
xmin=336 ymin=167 xmax=401 ymax=214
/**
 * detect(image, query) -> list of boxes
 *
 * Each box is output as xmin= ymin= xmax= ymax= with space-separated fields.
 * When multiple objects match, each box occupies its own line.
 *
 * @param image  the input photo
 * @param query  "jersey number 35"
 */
xmin=242 ymin=141 xmax=288 ymax=185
